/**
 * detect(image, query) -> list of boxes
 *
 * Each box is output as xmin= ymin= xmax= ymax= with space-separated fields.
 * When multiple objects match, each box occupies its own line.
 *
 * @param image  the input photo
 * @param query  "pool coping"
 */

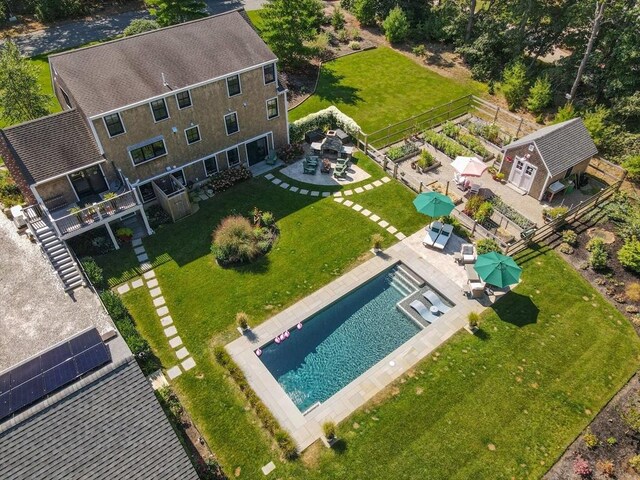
xmin=226 ymin=231 xmax=486 ymax=451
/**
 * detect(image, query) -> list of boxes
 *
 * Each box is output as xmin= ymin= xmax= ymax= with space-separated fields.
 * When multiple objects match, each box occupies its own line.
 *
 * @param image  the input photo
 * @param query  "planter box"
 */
xmin=386 ymin=151 xmax=419 ymax=164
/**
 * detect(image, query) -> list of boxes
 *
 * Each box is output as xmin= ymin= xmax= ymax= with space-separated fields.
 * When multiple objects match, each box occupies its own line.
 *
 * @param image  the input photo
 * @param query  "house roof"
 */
xmin=504 ymin=118 xmax=598 ymax=177
xmin=49 ymin=9 xmax=277 ymax=118
xmin=0 ymin=356 xmax=199 ymax=480
xmin=1 ymin=109 xmax=104 ymax=185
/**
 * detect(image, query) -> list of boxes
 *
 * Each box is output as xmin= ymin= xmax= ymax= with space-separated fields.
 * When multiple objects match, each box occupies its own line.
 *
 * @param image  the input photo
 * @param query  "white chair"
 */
xmin=460 ymin=243 xmax=477 ymax=264
xmin=454 ymin=173 xmax=467 ymax=191
xmin=422 ymin=221 xmax=443 ymax=247
xmin=433 ymin=224 xmax=453 ymax=250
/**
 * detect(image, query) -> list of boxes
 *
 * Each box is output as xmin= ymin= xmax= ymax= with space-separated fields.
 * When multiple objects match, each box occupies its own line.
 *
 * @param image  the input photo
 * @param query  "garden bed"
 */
xmin=463 ymin=116 xmax=513 ymax=149
xmin=439 ymin=121 xmax=492 ymax=160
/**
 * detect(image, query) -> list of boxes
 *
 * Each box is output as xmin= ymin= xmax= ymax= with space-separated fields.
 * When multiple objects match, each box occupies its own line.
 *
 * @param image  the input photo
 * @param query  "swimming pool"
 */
xmin=259 ymin=265 xmax=422 ymax=412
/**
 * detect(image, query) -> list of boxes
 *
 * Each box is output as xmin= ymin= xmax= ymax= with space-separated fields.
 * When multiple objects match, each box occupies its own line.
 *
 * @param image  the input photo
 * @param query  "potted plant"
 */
xmin=115 ymin=227 xmax=133 ymax=243
xmin=371 ymin=233 xmax=384 ymax=254
xmin=69 ymin=206 xmax=82 ymax=222
xmin=322 ymin=421 xmax=337 ymax=446
xmin=465 ymin=312 xmax=480 ymax=334
xmin=103 ymin=192 xmax=118 ymax=214
xmin=81 ymin=206 xmax=95 ymax=223
xmin=236 ymin=311 xmax=250 ymax=333
xmin=494 ymin=172 xmax=505 ymax=183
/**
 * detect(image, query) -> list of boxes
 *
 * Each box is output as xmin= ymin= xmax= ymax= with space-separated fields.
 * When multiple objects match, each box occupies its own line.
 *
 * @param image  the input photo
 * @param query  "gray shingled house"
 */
xmin=496 ymin=118 xmax=598 ymax=200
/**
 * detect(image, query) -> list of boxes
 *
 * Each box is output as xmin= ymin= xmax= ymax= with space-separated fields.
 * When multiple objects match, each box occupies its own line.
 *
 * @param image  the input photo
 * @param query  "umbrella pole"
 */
xmin=445 ymin=181 xmax=449 ymax=196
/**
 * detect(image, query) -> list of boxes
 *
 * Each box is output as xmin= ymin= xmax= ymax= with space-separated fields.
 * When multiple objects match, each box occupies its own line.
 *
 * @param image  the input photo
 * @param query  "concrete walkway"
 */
xmin=3 ymin=0 xmax=265 ymax=57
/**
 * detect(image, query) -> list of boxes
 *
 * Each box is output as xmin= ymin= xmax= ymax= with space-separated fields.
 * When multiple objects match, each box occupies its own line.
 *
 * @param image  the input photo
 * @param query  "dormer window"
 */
xmin=226 ymin=75 xmax=241 ymax=97
xmin=150 ymin=98 xmax=169 ymax=122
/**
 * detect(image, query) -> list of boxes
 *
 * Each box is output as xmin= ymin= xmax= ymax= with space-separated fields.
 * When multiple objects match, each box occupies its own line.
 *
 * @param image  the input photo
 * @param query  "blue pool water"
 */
xmin=259 ymin=267 xmax=421 ymax=412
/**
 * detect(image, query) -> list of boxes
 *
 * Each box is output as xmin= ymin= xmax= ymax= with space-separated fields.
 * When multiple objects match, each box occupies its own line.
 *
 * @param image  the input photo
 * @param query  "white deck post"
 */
xmin=105 ymin=222 xmax=120 ymax=250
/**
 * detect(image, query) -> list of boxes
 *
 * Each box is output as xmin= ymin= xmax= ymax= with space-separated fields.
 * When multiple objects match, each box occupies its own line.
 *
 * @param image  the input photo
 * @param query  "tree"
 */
xmin=569 ymin=0 xmax=607 ymax=101
xmin=622 ymin=155 xmax=640 ymax=181
xmin=465 ymin=0 xmax=477 ymax=43
xmin=583 ymin=105 xmax=616 ymax=151
xmin=261 ymin=0 xmax=324 ymax=68
xmin=146 ymin=0 xmax=207 ymax=27
xmin=501 ymin=60 xmax=529 ymax=111
xmin=0 ymin=41 xmax=49 ymax=125
xmin=123 ymin=19 xmax=160 ymax=36
xmin=554 ymin=103 xmax=577 ymax=123
xmin=527 ymin=75 xmax=552 ymax=115
xmin=382 ymin=6 xmax=409 ymax=43
xmin=353 ymin=0 xmax=377 ymax=26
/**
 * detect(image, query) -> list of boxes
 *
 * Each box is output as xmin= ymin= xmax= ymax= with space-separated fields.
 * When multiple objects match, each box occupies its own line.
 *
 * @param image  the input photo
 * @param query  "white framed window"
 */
xmin=176 ymin=90 xmax=192 ymax=109
xmin=129 ymin=137 xmax=167 ymax=166
xmin=184 ymin=125 xmax=201 ymax=145
xmin=226 ymin=75 xmax=241 ymax=97
xmin=224 ymin=112 xmax=239 ymax=135
xmin=203 ymin=154 xmax=219 ymax=176
xmin=266 ymin=97 xmax=279 ymax=120
xmin=226 ymin=147 xmax=240 ymax=167
xmin=150 ymin=98 xmax=169 ymax=122
xmin=103 ymin=113 xmax=125 ymax=137
xmin=263 ymin=63 xmax=276 ymax=85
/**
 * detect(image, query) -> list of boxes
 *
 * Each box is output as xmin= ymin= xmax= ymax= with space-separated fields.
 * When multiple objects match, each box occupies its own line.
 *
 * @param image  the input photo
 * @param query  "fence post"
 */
xmin=471 ymin=221 xmax=476 ymax=235
xmin=393 ymin=163 xmax=398 ymax=179
xmin=515 ymin=118 xmax=524 ymax=138
xmin=493 ymin=106 xmax=500 ymax=123
xmin=364 ymin=133 xmax=368 ymax=155
xmin=419 ymin=181 xmax=423 ymax=193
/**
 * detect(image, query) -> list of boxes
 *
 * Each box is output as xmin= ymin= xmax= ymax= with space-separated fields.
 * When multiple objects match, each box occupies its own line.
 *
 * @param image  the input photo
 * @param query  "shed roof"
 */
xmin=504 ymin=118 xmax=598 ymax=177
xmin=1 ymin=109 xmax=104 ymax=184
xmin=0 ymin=357 xmax=199 ymax=480
xmin=49 ymin=9 xmax=277 ymax=117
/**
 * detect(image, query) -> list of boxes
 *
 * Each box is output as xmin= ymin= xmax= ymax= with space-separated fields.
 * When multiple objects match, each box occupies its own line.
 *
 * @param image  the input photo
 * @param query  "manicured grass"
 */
xmin=95 ymin=246 xmax=142 ymax=287
xmin=290 ymin=47 xmax=476 ymax=133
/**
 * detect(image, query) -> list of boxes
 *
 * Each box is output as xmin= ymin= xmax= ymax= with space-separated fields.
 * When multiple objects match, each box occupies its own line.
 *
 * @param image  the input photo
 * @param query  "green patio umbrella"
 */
xmin=413 ymin=192 xmax=455 ymax=218
xmin=473 ymin=252 xmax=522 ymax=288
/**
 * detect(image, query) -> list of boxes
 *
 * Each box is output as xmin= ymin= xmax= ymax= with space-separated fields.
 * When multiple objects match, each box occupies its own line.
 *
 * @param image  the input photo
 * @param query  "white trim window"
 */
xmin=263 ymin=63 xmax=276 ymax=85
xmin=176 ymin=90 xmax=192 ymax=109
xmin=266 ymin=97 xmax=279 ymax=120
xmin=150 ymin=98 xmax=169 ymax=122
xmin=226 ymin=75 xmax=241 ymax=97
xmin=185 ymin=125 xmax=201 ymax=145
xmin=226 ymin=147 xmax=240 ymax=167
xmin=203 ymin=154 xmax=219 ymax=176
xmin=129 ymin=137 xmax=167 ymax=166
xmin=224 ymin=112 xmax=239 ymax=135
xmin=103 ymin=113 xmax=125 ymax=137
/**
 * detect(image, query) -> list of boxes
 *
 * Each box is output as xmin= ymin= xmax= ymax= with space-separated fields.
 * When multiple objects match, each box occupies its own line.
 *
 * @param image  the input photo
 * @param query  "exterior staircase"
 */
xmin=33 ymin=224 xmax=85 ymax=291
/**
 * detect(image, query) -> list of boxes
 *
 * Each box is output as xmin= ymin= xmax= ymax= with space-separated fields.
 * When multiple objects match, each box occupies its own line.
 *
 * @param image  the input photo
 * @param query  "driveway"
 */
xmin=2 ymin=0 xmax=265 ymax=57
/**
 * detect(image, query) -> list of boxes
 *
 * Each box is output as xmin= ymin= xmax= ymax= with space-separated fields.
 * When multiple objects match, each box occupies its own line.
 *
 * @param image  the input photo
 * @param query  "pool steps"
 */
xmin=389 ymin=266 xmax=424 ymax=298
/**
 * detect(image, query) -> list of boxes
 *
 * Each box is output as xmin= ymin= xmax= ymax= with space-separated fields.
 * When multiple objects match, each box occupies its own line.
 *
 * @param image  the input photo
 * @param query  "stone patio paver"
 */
xmin=354 ymin=187 xmax=364 ymax=194
xmin=379 ymin=220 xmax=389 ymax=228
xmin=361 ymin=209 xmax=371 ymax=216
xmin=381 ymin=177 xmax=391 ymax=183
xmin=290 ymin=186 xmax=299 ymax=193
xmin=149 ymin=287 xmax=162 ymax=298
xmin=137 ymin=253 xmax=149 ymax=262
xmin=310 ymin=191 xmax=320 ymax=197
xmin=272 ymin=178 xmax=282 ymax=185
xmin=164 ymin=326 xmax=177 ymax=337
xmin=334 ymin=197 xmax=344 ymax=203
xmin=387 ymin=226 xmax=398 ymax=234
xmin=166 ymin=366 xmax=182 ymax=379
xmin=156 ymin=306 xmax=169 ymax=316
xmin=333 ymin=191 xmax=342 ymax=197
xmin=300 ymin=189 xmax=309 ymax=195
xmin=343 ymin=200 xmax=354 ymax=207
xmin=131 ymin=279 xmax=143 ymax=289
xmin=352 ymin=204 xmax=363 ymax=212
xmin=181 ymin=357 xmax=196 ymax=371
xmin=146 ymin=278 xmax=158 ymax=288
xmin=175 ymin=347 xmax=189 ymax=360
xmin=396 ymin=232 xmax=406 ymax=240
xmin=343 ymin=190 xmax=353 ymax=196
xmin=160 ymin=316 xmax=173 ymax=327
xmin=322 ymin=191 xmax=330 ymax=197
xmin=264 ymin=173 xmax=274 ymax=180
xmin=116 ymin=283 xmax=130 ymax=295
xmin=134 ymin=246 xmax=145 ymax=255
xmin=169 ymin=336 xmax=183 ymax=348
xmin=370 ymin=214 xmax=380 ymax=222
xmin=262 ymin=462 xmax=276 ymax=475
xmin=372 ymin=180 xmax=383 ymax=187
xmin=364 ymin=184 xmax=374 ymax=191
xmin=280 ymin=182 xmax=289 ymax=189
xmin=143 ymin=270 xmax=155 ymax=279
xmin=153 ymin=296 xmax=166 ymax=307
xmin=131 ymin=238 xmax=142 ymax=247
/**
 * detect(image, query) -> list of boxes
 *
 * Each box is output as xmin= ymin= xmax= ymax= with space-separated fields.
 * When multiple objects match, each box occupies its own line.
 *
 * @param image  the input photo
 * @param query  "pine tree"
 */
xmin=501 ymin=60 xmax=529 ymax=111
xmin=527 ymin=75 xmax=552 ymax=115
xmin=0 ymin=41 xmax=50 ymax=125
xmin=146 ymin=0 xmax=207 ymax=27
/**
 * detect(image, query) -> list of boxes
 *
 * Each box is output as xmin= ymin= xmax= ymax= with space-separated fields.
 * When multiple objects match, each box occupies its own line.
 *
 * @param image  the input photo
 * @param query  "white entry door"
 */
xmin=509 ymin=158 xmax=537 ymax=193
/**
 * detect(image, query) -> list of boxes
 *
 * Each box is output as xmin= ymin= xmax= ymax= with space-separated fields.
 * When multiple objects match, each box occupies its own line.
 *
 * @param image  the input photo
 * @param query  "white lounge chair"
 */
xmin=423 ymin=290 xmax=450 ymax=313
xmin=433 ymin=224 xmax=454 ymax=250
xmin=467 ymin=281 xmax=486 ymax=298
xmin=410 ymin=300 xmax=437 ymax=323
xmin=422 ymin=221 xmax=443 ymax=247
xmin=460 ymin=243 xmax=477 ymax=264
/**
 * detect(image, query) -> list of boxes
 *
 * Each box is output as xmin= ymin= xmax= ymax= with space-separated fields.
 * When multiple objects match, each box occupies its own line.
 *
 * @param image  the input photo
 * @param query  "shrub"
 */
xmin=583 ymin=429 xmax=599 ymax=448
xmin=412 ymin=44 xmax=426 ymax=57
xmin=311 ymin=32 xmax=331 ymax=56
xmin=630 ymin=455 xmax=640 ymax=472
xmin=526 ymin=75 xmax=552 ymax=115
xmin=476 ymin=238 xmax=501 ymax=255
xmin=211 ymin=215 xmax=262 ymax=265
xmin=322 ymin=421 xmax=337 ymax=439
xmin=623 ymin=155 xmax=640 ymax=181
xmin=81 ymin=257 xmax=104 ymax=289
xmin=467 ymin=312 xmax=480 ymax=328
xmin=123 ymin=19 xmax=160 ymax=36
xmin=606 ymin=436 xmax=617 ymax=445
xmin=588 ymin=238 xmax=608 ymax=270
xmin=626 ymin=282 xmax=640 ymax=302
xmin=275 ymin=430 xmax=298 ymax=459
xmin=146 ymin=204 xmax=171 ymax=230
xmin=289 ymin=106 xmax=361 ymax=143
xmin=349 ymin=40 xmax=361 ymax=50
xmin=417 ymin=150 xmax=435 ymax=169
xmin=554 ymin=103 xmax=578 ymax=124
xmin=502 ymin=60 xmax=529 ymax=111
xmin=236 ymin=312 xmax=249 ymax=330
xmin=371 ymin=233 xmax=384 ymax=250
xmin=562 ymin=229 xmax=578 ymax=246
xmin=209 ymin=166 xmax=252 ymax=192
xmin=463 ymin=195 xmax=484 ymax=217
xmin=261 ymin=211 xmax=275 ymax=227
xmin=596 ymin=459 xmax=615 ymax=477
xmin=331 ymin=7 xmax=346 ymax=30
xmin=0 ymin=169 xmax=24 ymax=207
xmin=544 ymin=206 xmax=568 ymax=220
xmin=586 ymin=237 xmax=604 ymax=252
xmin=559 ymin=242 xmax=574 ymax=255
xmin=573 ymin=456 xmax=592 ymax=477
xmin=349 ymin=28 xmax=361 ymax=40
xmin=33 ymin=0 xmax=89 ymax=22
xmin=473 ymin=202 xmax=493 ymax=224
xmin=618 ymin=237 xmax=640 ymax=273
xmin=382 ymin=6 xmax=409 ymax=43
xmin=278 ymin=142 xmax=305 ymax=163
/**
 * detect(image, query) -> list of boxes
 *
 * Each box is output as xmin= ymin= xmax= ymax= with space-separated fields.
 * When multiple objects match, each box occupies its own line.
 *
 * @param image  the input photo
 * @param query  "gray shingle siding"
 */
xmin=503 ymin=118 xmax=598 ymax=177
xmin=0 ymin=358 xmax=198 ymax=480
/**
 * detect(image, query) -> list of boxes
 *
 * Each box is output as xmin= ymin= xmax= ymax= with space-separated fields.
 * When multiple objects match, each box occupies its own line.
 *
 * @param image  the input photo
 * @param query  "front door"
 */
xmin=508 ymin=158 xmax=537 ymax=193
xmin=246 ymin=136 xmax=269 ymax=166
xmin=69 ymin=166 xmax=108 ymax=200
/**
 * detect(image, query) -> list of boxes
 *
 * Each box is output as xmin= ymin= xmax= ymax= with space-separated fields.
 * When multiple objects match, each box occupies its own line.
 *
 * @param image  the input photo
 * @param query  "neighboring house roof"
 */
xmin=1 ymin=109 xmax=104 ymax=185
xmin=0 ymin=357 xmax=199 ymax=480
xmin=49 ymin=9 xmax=278 ymax=118
xmin=503 ymin=118 xmax=598 ymax=177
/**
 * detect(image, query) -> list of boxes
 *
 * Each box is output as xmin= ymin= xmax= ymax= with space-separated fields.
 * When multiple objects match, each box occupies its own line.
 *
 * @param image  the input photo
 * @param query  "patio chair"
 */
xmin=265 ymin=150 xmax=278 ymax=165
xmin=433 ymin=224 xmax=454 ymax=250
xmin=467 ymin=281 xmax=486 ymax=298
xmin=306 ymin=155 xmax=319 ymax=165
xmin=336 ymin=157 xmax=349 ymax=168
xmin=454 ymin=173 xmax=468 ymax=191
xmin=333 ymin=165 xmax=347 ymax=179
xmin=422 ymin=221 xmax=442 ymax=247
xmin=422 ymin=290 xmax=451 ymax=313
xmin=468 ymin=183 xmax=481 ymax=196
xmin=459 ymin=243 xmax=476 ymax=264
xmin=409 ymin=300 xmax=437 ymax=324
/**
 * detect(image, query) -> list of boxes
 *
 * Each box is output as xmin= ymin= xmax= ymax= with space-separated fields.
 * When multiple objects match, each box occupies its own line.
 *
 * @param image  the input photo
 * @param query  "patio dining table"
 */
xmin=465 ymin=263 xmax=480 ymax=282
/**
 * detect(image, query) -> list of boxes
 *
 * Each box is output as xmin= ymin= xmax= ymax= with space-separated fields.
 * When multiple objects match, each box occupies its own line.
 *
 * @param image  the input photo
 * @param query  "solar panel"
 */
xmin=0 ymin=328 xmax=111 ymax=422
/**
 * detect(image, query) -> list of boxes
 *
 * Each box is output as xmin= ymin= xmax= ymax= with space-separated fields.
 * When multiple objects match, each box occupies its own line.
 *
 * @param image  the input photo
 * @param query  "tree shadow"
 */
xmin=331 ymin=439 xmax=348 ymax=454
xmin=490 ymin=292 xmax=539 ymax=327
xmin=313 ymin=67 xmax=363 ymax=107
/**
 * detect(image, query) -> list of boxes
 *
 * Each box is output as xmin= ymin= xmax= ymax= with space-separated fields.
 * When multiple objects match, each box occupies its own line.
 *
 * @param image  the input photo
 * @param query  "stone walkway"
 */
xmin=333 ymin=196 xmax=406 ymax=241
xmin=263 ymin=173 xmax=391 ymax=197
xmin=116 ymin=238 xmax=195 ymax=380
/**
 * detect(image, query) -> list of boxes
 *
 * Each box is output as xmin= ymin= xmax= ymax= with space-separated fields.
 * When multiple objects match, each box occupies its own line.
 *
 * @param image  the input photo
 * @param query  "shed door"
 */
xmin=508 ymin=158 xmax=537 ymax=193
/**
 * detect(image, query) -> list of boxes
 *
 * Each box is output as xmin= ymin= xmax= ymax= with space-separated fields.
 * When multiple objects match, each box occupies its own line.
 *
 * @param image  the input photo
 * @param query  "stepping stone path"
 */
xmin=262 ymin=173 xmax=392 ymax=201
xmin=115 ymin=240 xmax=196 ymax=380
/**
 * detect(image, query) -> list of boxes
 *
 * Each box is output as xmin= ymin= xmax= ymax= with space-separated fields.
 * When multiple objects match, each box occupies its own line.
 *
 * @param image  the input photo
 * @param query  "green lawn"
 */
xmin=290 ymin=47 xmax=477 ymax=133
xmin=106 ymin=168 xmax=640 ymax=479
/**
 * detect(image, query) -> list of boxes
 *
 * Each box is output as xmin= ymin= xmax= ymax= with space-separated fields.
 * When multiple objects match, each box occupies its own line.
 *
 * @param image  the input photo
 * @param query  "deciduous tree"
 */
xmin=146 ymin=0 xmax=207 ymax=27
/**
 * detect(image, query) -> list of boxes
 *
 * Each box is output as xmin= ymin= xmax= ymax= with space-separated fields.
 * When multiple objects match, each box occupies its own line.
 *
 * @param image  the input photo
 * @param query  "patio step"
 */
xmin=395 ymin=266 xmax=424 ymax=289
xmin=33 ymin=225 xmax=85 ymax=292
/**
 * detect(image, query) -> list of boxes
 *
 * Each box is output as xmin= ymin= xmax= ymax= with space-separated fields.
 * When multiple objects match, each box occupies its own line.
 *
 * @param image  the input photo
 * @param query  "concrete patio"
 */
xmin=280 ymin=158 xmax=371 ymax=186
